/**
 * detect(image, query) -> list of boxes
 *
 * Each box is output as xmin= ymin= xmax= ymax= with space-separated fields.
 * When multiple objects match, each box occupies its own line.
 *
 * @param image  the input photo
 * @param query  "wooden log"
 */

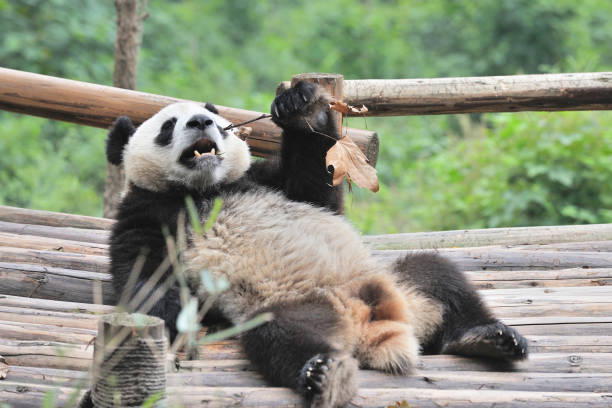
xmin=324 ymin=73 xmax=612 ymax=117
xmin=166 ymin=370 xmax=612 ymax=393
xmin=0 ymin=67 xmax=378 ymax=163
xmin=0 ymin=340 xmax=93 ymax=371
xmin=0 ymin=383 xmax=85 ymax=408
xmin=466 ymin=268 xmax=612 ymax=289
xmin=0 ymin=320 xmax=96 ymax=343
xmin=0 ymin=262 xmax=115 ymax=304
xmin=372 ymin=248 xmax=612 ymax=271
xmin=0 ymin=220 xmax=109 ymax=244
xmin=0 ymin=294 xmax=114 ymax=314
xmin=528 ymin=336 xmax=612 ymax=353
xmin=169 ymin=388 xmax=612 ymax=407
xmin=4 ymin=380 xmax=611 ymax=408
xmin=0 ymin=232 xmax=108 ymax=256
xmin=4 ymin=365 xmax=88 ymax=385
xmin=0 ymin=205 xmax=113 ymax=230
xmin=0 ymin=246 xmax=109 ymax=273
xmin=189 ymin=337 xmax=612 ymax=358
xmin=7 ymin=365 xmax=612 ymax=394
xmin=363 ymin=223 xmax=612 ymax=250
xmin=0 ymin=305 xmax=100 ymax=330
xmin=509 ymin=241 xmax=612 ymax=252
xmin=180 ymin=352 xmax=612 ymax=374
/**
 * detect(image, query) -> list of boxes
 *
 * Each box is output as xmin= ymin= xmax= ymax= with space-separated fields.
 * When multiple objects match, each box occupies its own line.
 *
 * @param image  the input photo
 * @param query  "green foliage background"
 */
xmin=2 ymin=0 xmax=612 ymax=233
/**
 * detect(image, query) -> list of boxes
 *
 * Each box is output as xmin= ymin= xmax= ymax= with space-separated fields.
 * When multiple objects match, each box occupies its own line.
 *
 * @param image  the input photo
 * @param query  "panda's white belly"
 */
xmin=184 ymin=189 xmax=381 ymax=323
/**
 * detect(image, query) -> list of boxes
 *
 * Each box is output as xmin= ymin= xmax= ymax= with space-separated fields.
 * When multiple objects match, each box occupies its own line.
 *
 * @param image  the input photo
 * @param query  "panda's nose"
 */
xmin=186 ymin=114 xmax=214 ymax=129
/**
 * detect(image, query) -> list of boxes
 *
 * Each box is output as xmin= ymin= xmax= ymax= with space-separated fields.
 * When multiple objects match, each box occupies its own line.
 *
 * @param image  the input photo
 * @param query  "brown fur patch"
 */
xmin=357 ymin=320 xmax=418 ymax=374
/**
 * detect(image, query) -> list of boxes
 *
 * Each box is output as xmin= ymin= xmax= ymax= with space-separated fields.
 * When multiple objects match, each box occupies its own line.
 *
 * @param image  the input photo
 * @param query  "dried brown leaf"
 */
xmin=329 ymin=101 xmax=369 ymax=115
xmin=237 ymin=126 xmax=252 ymax=141
xmin=326 ymin=136 xmax=379 ymax=192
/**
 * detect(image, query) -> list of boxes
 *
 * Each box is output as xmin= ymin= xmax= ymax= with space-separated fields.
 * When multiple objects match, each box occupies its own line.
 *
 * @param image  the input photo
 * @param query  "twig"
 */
xmin=223 ymin=114 xmax=272 ymax=131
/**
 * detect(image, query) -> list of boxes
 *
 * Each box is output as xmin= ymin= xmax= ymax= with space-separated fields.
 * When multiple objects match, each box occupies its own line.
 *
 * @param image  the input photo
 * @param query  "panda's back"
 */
xmin=184 ymin=187 xmax=378 ymax=322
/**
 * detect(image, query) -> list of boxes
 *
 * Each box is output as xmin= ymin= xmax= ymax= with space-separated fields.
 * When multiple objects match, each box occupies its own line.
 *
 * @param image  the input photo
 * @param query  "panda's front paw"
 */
xmin=271 ymin=81 xmax=333 ymax=133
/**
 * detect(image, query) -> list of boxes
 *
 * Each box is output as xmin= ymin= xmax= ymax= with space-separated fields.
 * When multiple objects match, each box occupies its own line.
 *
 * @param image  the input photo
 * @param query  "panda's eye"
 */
xmin=155 ymin=117 xmax=177 ymax=147
xmin=161 ymin=118 xmax=177 ymax=131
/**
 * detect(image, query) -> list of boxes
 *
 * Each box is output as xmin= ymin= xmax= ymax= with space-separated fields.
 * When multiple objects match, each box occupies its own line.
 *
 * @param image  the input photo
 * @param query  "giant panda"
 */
xmin=106 ymin=81 xmax=528 ymax=408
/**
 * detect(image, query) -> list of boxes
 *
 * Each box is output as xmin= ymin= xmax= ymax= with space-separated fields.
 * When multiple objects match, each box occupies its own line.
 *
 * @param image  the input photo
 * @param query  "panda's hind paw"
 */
xmin=443 ymin=321 xmax=528 ymax=362
xmin=299 ymin=352 xmax=358 ymax=408
xmin=300 ymin=354 xmax=331 ymax=396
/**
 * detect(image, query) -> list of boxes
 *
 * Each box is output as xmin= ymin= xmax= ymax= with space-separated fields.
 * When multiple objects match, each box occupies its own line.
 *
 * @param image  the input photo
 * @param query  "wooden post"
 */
xmin=83 ymin=313 xmax=167 ymax=407
xmin=291 ymin=73 xmax=345 ymax=131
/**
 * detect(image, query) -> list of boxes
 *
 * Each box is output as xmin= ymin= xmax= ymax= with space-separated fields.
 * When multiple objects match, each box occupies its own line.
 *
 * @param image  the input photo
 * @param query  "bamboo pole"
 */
xmin=0 ymin=67 xmax=378 ymax=162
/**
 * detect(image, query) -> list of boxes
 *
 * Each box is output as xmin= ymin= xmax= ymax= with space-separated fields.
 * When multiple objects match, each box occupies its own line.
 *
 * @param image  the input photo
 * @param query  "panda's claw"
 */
xmin=443 ymin=321 xmax=529 ymax=362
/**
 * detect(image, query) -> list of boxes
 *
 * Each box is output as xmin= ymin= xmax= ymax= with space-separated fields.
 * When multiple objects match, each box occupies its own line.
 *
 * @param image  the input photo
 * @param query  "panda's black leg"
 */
xmin=393 ymin=253 xmax=528 ymax=361
xmin=443 ymin=321 xmax=528 ymax=361
xmin=240 ymin=298 xmax=358 ymax=408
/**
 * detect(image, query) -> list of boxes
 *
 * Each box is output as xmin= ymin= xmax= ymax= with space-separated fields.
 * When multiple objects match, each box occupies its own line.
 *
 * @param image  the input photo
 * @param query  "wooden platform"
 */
xmin=1 ymin=204 xmax=611 ymax=407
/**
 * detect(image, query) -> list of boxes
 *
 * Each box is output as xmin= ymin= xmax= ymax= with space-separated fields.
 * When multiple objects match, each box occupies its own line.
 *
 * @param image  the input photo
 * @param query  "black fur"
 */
xmin=247 ymin=81 xmax=344 ymax=213
xmin=204 ymin=102 xmax=218 ymax=114
xmin=106 ymin=116 xmax=136 ymax=165
xmin=241 ymin=295 xmax=339 ymax=393
xmin=393 ymin=252 xmax=528 ymax=361
xmin=155 ymin=117 xmax=177 ymax=146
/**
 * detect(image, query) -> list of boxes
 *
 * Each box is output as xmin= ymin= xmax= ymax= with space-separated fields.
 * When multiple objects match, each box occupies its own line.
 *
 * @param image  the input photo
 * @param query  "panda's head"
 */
xmin=106 ymin=102 xmax=251 ymax=192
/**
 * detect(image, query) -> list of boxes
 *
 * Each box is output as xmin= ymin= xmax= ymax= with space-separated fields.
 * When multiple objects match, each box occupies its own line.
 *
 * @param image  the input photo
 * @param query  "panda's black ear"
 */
xmin=106 ymin=116 xmax=136 ymax=165
xmin=205 ymin=102 xmax=219 ymax=114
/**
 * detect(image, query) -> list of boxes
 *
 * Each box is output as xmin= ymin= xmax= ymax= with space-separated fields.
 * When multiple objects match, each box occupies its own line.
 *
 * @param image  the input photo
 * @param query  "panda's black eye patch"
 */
xmin=155 ymin=117 xmax=177 ymax=146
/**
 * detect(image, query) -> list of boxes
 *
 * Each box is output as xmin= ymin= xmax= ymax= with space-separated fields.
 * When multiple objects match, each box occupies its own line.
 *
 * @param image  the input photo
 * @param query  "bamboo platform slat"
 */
xmin=1 ymin=207 xmax=612 ymax=407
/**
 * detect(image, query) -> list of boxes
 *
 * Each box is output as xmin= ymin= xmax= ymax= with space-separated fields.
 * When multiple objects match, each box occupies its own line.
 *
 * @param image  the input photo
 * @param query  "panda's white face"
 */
xmin=123 ymin=103 xmax=251 ymax=192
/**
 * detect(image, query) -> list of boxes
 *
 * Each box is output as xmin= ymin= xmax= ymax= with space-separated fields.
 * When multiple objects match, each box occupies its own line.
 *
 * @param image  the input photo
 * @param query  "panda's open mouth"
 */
xmin=180 ymin=138 xmax=220 ymax=167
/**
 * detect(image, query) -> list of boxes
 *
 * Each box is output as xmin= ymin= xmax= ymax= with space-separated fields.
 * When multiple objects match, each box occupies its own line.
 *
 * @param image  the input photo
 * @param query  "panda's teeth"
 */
xmin=211 ymin=148 xmax=216 ymax=155
xmin=194 ymin=150 xmax=201 ymax=158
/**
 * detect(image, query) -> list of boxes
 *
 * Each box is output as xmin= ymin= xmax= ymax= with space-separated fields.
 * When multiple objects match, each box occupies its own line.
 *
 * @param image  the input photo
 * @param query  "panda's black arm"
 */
xmin=108 ymin=186 xmax=192 ymax=341
xmin=246 ymin=81 xmax=344 ymax=213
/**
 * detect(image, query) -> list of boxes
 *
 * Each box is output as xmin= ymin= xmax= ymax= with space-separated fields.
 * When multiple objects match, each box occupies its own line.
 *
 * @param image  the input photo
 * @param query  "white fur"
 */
xmin=123 ymin=103 xmax=251 ymax=192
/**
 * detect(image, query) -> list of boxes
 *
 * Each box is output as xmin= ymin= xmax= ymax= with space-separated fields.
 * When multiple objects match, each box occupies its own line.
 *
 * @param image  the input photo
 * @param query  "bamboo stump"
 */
xmin=87 ymin=313 xmax=167 ymax=407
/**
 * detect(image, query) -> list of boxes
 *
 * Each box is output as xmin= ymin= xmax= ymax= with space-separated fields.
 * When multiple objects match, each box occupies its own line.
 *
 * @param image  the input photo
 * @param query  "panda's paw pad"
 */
xmin=300 ymin=354 xmax=332 ymax=397
xmin=445 ymin=322 xmax=528 ymax=361
xmin=271 ymin=81 xmax=328 ymax=127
